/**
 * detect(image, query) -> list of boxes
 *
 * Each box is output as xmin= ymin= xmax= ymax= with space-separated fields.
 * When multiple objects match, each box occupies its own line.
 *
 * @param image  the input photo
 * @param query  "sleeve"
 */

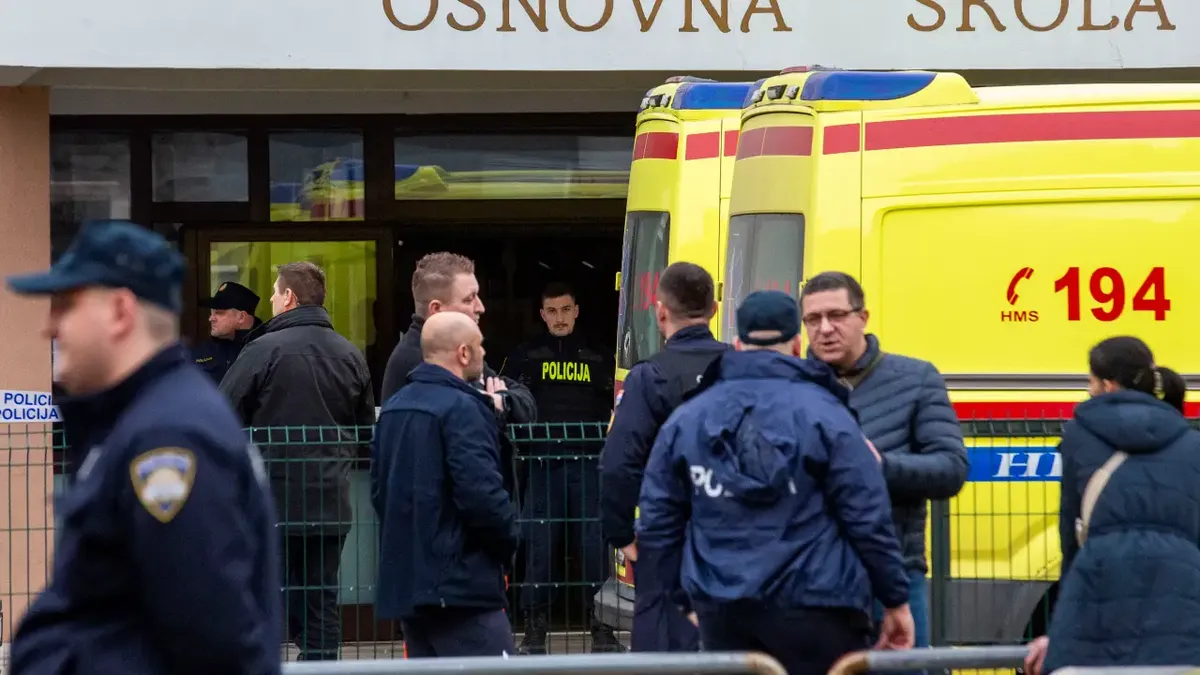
xmin=217 ymin=341 xmax=266 ymax=425
xmin=355 ymin=362 xmax=377 ymax=450
xmin=444 ymin=401 xmax=520 ymax=561
xmin=369 ymin=415 xmax=386 ymax=518
xmin=380 ymin=344 xmax=418 ymax=404
xmin=599 ymin=363 xmax=666 ymax=548
xmin=881 ymin=363 xmax=969 ymax=501
xmin=1057 ymin=426 xmax=1082 ymax=577
xmin=819 ymin=413 xmax=910 ymax=609
xmin=498 ymin=344 xmax=530 ymax=386
xmin=122 ymin=429 xmax=276 ymax=672
xmin=486 ymin=362 xmax=537 ymax=425
xmin=634 ymin=420 xmax=691 ymax=611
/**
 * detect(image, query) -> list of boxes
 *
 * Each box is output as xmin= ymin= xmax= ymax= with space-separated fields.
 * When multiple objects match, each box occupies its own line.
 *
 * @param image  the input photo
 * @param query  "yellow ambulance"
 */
xmin=727 ymin=68 xmax=1200 ymax=645
xmin=598 ymin=76 xmax=756 ymax=631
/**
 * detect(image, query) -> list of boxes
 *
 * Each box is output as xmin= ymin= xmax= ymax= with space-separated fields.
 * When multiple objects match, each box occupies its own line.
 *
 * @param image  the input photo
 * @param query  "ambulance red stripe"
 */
xmin=823 ymin=124 xmax=861 ymax=155
xmin=955 ymin=400 xmax=1200 ymax=420
xmin=685 ymin=131 xmax=721 ymax=160
xmin=632 ymin=132 xmax=680 ymax=160
xmin=866 ymin=109 xmax=1200 ymax=152
xmin=736 ymin=126 xmax=813 ymax=158
xmin=723 ymin=130 xmax=740 ymax=157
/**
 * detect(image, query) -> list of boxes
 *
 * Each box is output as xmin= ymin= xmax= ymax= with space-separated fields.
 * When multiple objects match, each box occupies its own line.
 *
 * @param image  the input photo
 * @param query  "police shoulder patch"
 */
xmin=129 ymin=447 xmax=197 ymax=523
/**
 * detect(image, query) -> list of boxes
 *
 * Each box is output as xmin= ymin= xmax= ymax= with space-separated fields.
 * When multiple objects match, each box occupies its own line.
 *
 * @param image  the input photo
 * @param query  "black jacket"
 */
xmin=1045 ymin=391 xmax=1200 ymax=672
xmin=13 ymin=345 xmax=282 ymax=675
xmin=500 ymin=330 xmax=612 ymax=427
xmin=219 ymin=305 xmax=376 ymax=535
xmin=192 ymin=319 xmax=263 ymax=384
xmin=371 ymin=363 xmax=519 ymax=620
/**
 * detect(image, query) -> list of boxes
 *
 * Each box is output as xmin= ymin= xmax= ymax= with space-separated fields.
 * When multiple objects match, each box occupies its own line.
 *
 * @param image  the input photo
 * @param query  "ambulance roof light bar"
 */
xmin=799 ymin=70 xmax=938 ymax=102
xmin=672 ymin=82 xmax=757 ymax=110
xmin=779 ymin=64 xmax=836 ymax=74
xmin=665 ymin=75 xmax=717 ymax=84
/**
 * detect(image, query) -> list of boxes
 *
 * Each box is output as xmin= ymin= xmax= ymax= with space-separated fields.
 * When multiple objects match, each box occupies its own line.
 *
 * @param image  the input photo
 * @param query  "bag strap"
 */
xmin=839 ymin=351 xmax=885 ymax=391
xmin=1075 ymin=451 xmax=1129 ymax=546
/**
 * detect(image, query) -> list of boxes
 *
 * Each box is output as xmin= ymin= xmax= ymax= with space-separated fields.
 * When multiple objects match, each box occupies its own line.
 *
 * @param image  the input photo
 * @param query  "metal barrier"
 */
xmin=828 ymin=646 xmax=1029 ymax=675
xmin=281 ymin=652 xmax=787 ymax=675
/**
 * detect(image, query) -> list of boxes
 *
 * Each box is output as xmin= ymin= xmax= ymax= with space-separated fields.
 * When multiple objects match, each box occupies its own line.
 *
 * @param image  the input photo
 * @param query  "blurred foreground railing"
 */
xmin=282 ymin=652 xmax=787 ymax=675
xmin=829 ymin=646 xmax=1028 ymax=675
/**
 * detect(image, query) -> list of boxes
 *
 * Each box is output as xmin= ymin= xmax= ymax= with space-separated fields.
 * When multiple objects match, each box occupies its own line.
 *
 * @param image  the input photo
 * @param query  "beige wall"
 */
xmin=0 ymin=86 xmax=51 ymax=642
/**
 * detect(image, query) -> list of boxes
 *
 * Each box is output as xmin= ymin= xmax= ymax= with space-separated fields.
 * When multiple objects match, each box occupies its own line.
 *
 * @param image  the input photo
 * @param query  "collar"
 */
xmin=667 ymin=324 xmax=716 ymax=345
xmin=248 ymin=305 xmax=332 ymax=342
xmin=840 ymin=334 xmax=882 ymax=376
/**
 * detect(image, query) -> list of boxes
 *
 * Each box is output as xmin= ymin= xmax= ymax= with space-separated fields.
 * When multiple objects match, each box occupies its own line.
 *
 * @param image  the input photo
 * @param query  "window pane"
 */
xmin=617 ymin=211 xmax=670 ymax=368
xmin=152 ymin=131 xmax=248 ymax=202
xmin=51 ymin=132 xmax=131 ymax=262
xmin=269 ymin=131 xmax=365 ymax=222
xmin=394 ymin=134 xmax=632 ymax=200
xmin=722 ymin=213 xmax=806 ymax=343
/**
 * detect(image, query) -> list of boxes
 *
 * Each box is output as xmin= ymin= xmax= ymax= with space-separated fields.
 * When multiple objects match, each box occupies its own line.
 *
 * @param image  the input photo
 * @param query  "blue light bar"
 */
xmin=743 ymin=78 xmax=768 ymax=107
xmin=672 ymin=82 xmax=757 ymax=110
xmin=800 ymin=70 xmax=937 ymax=102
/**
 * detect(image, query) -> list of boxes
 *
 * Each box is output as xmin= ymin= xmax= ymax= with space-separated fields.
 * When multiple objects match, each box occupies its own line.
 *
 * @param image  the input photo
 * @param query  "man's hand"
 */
xmin=864 ymin=436 xmax=882 ymax=463
xmin=876 ymin=603 xmax=915 ymax=650
xmin=621 ymin=541 xmax=638 ymax=563
xmin=686 ymin=611 xmax=698 ymax=627
xmin=485 ymin=377 xmax=508 ymax=413
xmin=1024 ymin=636 xmax=1049 ymax=675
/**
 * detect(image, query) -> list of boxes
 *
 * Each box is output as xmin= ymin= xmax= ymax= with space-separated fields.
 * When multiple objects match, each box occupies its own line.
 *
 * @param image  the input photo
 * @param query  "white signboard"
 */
xmin=0 ymin=0 xmax=1194 ymax=71
xmin=0 ymin=390 xmax=62 ymax=424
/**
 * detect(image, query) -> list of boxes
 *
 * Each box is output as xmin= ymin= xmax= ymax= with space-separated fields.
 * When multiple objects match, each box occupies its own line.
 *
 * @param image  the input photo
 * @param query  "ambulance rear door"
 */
xmin=673 ymin=116 xmax=731 ymax=337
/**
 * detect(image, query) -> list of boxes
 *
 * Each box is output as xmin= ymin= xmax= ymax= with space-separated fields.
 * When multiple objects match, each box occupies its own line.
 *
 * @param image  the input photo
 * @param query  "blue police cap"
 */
xmin=736 ymin=290 xmax=800 ymax=346
xmin=6 ymin=220 xmax=185 ymax=313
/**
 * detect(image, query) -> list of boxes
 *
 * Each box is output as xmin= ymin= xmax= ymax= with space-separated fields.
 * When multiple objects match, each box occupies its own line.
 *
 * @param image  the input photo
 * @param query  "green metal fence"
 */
xmin=0 ymin=417 xmax=1072 ymax=659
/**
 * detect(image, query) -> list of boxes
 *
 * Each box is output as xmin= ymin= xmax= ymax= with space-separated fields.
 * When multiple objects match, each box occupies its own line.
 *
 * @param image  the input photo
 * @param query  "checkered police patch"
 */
xmin=129 ymin=448 xmax=197 ymax=523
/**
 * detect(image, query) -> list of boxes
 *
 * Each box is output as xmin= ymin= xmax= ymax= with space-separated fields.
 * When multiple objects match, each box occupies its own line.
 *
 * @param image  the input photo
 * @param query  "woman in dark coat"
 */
xmin=1027 ymin=336 xmax=1199 ymax=675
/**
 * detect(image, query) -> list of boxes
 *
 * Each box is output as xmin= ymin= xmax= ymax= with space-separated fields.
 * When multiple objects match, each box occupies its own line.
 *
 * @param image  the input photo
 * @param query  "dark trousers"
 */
xmin=696 ymin=603 xmax=872 ymax=675
xmin=402 ymin=608 xmax=516 ymax=657
xmin=283 ymin=534 xmax=346 ymax=661
xmin=630 ymin=548 xmax=700 ymax=652
xmin=520 ymin=459 xmax=605 ymax=618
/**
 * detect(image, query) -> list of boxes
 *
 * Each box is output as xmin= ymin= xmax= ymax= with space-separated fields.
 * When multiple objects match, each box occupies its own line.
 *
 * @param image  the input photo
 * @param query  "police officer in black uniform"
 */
xmin=6 ymin=220 xmax=282 ymax=675
xmin=193 ymin=281 xmax=262 ymax=384
xmin=598 ymin=262 xmax=730 ymax=653
xmin=501 ymin=282 xmax=625 ymax=654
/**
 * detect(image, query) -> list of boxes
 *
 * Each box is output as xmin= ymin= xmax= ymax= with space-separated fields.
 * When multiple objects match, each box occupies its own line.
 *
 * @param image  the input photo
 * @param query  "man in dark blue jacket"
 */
xmin=800 ymin=271 xmax=967 ymax=651
xmin=599 ymin=262 xmax=730 ymax=652
xmin=192 ymin=281 xmax=262 ymax=383
xmin=6 ymin=220 xmax=282 ymax=675
xmin=638 ymin=290 xmax=913 ymax=675
xmin=371 ymin=311 xmax=520 ymax=657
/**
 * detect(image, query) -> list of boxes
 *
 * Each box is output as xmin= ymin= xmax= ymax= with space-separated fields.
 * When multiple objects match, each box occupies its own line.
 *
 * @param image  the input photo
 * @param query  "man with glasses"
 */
xmin=799 ymin=271 xmax=968 ymax=656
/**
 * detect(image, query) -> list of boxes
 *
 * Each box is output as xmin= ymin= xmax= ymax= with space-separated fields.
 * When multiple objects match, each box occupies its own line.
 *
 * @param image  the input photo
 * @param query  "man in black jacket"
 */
xmin=372 ymin=311 xmax=519 ymax=656
xmin=220 ymin=261 xmax=376 ymax=662
xmin=800 ymin=271 xmax=968 ymax=656
xmin=192 ymin=282 xmax=262 ymax=383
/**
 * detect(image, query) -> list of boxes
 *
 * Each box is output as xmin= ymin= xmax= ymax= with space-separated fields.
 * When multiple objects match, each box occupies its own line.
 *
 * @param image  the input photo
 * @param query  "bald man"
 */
xmin=371 ymin=311 xmax=520 ymax=657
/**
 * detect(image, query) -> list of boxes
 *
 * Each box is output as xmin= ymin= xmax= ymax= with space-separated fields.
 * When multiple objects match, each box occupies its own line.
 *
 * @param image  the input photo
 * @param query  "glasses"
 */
xmin=802 ymin=307 xmax=862 ymax=328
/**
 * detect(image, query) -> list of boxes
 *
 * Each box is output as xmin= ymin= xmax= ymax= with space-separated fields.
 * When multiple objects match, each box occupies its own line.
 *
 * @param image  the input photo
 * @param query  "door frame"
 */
xmin=183 ymin=223 xmax=396 ymax=377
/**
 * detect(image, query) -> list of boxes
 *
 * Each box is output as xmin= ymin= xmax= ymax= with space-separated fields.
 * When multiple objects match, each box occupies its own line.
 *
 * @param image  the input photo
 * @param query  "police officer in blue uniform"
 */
xmin=6 ymin=220 xmax=283 ymax=675
xmin=192 ymin=281 xmax=262 ymax=384
xmin=598 ymin=262 xmax=730 ymax=653
xmin=501 ymin=282 xmax=625 ymax=654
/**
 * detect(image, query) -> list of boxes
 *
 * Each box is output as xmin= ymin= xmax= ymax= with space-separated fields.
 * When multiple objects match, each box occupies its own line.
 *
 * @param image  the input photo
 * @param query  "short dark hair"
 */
xmin=412 ymin=252 xmax=475 ymax=311
xmin=800 ymin=271 xmax=865 ymax=310
xmin=277 ymin=261 xmax=326 ymax=307
xmin=657 ymin=262 xmax=714 ymax=320
xmin=541 ymin=282 xmax=575 ymax=304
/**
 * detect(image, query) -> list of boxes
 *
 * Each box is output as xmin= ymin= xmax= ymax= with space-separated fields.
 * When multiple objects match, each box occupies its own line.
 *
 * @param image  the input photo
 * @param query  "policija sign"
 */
xmin=383 ymin=0 xmax=1177 ymax=33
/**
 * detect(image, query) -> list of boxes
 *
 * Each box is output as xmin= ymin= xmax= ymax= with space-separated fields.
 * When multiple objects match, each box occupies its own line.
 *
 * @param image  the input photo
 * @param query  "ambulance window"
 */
xmin=617 ymin=211 xmax=670 ymax=368
xmin=722 ymin=213 xmax=806 ymax=343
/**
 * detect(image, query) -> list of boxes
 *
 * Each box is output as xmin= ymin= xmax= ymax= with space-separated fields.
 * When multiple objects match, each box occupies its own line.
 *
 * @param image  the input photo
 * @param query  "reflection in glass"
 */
xmin=152 ymin=131 xmax=249 ymax=202
xmin=617 ymin=211 xmax=670 ymax=368
xmin=270 ymin=131 xmax=365 ymax=222
xmin=208 ymin=240 xmax=377 ymax=356
xmin=393 ymin=134 xmax=632 ymax=200
xmin=51 ymin=132 xmax=132 ymax=261
xmin=722 ymin=213 xmax=806 ymax=343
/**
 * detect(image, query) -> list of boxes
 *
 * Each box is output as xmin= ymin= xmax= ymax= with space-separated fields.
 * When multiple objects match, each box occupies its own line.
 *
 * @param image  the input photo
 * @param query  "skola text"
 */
xmin=908 ymin=0 xmax=1175 ymax=32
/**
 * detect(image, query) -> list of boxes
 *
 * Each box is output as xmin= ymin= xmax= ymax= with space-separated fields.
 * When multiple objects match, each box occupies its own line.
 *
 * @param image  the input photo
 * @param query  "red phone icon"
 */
xmin=1007 ymin=267 xmax=1034 ymax=305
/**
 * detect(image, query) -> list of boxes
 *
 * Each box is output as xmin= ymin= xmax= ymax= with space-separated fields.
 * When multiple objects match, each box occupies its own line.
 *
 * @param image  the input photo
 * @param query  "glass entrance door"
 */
xmin=191 ymin=226 xmax=394 ymax=392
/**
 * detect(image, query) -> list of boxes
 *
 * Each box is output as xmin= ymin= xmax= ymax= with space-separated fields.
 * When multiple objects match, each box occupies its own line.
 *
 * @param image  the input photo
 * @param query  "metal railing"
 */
xmin=829 ymin=646 xmax=1028 ymax=674
xmin=282 ymin=652 xmax=787 ymax=675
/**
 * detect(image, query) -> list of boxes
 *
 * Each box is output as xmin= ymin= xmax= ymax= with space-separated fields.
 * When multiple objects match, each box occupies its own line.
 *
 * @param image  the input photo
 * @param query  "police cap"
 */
xmin=205 ymin=282 xmax=259 ymax=314
xmin=5 ymin=220 xmax=184 ymax=313
xmin=736 ymin=290 xmax=800 ymax=346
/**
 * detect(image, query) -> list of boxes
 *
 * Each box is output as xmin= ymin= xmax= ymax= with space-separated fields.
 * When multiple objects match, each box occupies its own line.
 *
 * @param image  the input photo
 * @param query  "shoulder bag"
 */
xmin=1075 ymin=451 xmax=1128 ymax=546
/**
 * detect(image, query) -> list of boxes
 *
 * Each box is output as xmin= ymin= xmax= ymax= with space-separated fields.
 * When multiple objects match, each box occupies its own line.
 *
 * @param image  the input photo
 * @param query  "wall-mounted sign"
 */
xmin=0 ymin=390 xmax=61 ymax=424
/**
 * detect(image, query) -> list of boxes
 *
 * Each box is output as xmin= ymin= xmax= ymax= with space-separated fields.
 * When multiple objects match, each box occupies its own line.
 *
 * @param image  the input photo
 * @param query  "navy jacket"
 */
xmin=371 ymin=363 xmax=520 ymax=621
xmin=12 ymin=345 xmax=282 ymax=675
xmin=637 ymin=350 xmax=909 ymax=616
xmin=816 ymin=335 xmax=968 ymax=573
xmin=191 ymin=319 xmax=261 ymax=384
xmin=1045 ymin=390 xmax=1200 ymax=672
xmin=600 ymin=325 xmax=731 ymax=548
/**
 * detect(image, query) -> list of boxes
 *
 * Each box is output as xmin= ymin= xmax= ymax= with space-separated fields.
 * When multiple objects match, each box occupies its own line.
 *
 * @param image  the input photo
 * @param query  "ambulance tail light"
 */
xmin=671 ymin=82 xmax=757 ymax=111
xmin=800 ymin=70 xmax=937 ymax=101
